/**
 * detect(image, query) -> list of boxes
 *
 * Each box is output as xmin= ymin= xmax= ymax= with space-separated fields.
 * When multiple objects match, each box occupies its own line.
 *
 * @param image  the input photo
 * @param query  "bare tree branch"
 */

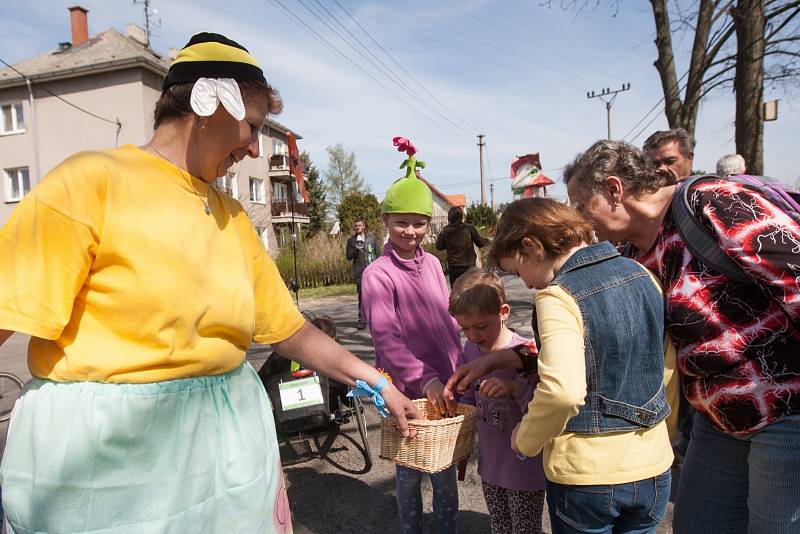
xmin=766 ymin=5 xmax=800 ymax=38
xmin=765 ymin=0 xmax=800 ymax=20
xmin=698 ymin=76 xmax=736 ymax=100
xmin=650 ymin=0 xmax=683 ymax=128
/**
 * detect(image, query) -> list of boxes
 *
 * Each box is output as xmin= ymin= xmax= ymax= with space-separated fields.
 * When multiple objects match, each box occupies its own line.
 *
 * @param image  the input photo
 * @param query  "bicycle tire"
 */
xmin=0 ymin=372 xmax=24 ymax=423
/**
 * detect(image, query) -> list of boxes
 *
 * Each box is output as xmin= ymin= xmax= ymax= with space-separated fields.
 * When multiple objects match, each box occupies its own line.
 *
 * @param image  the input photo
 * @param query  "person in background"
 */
xmin=436 ymin=206 xmax=489 ymax=286
xmin=346 ymin=219 xmax=380 ymax=330
xmin=715 ymin=153 xmax=746 ymax=177
xmin=362 ymin=138 xmax=465 ymax=534
xmin=0 ymin=33 xmax=418 ymax=534
xmin=449 ymin=269 xmax=546 ymax=534
xmin=565 ymin=139 xmax=800 ymax=534
xmin=643 ymin=127 xmax=695 ymax=182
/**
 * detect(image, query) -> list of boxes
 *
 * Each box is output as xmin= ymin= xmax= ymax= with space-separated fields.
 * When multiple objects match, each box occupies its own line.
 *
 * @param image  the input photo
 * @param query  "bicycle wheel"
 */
xmin=0 ymin=372 xmax=24 ymax=423
xmin=314 ymin=395 xmax=372 ymax=475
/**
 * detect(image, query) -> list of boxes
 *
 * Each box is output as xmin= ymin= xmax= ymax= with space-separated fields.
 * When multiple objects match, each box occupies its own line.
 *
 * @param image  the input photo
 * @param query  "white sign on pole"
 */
xmin=763 ymin=100 xmax=779 ymax=121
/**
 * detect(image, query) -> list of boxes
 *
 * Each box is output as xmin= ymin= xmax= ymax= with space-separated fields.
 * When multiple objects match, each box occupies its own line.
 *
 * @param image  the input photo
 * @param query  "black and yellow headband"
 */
xmin=163 ymin=32 xmax=266 ymax=90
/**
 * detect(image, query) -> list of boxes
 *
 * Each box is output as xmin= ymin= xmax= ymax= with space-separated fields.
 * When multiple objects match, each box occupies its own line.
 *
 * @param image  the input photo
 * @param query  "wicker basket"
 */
xmin=380 ymin=399 xmax=477 ymax=473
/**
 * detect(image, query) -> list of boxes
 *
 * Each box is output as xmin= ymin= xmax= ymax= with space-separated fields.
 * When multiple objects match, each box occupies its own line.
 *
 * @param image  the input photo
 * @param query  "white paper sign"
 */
xmin=279 ymin=375 xmax=325 ymax=411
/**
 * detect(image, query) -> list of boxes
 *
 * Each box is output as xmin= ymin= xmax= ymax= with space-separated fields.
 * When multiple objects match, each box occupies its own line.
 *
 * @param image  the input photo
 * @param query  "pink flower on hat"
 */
xmin=393 ymin=136 xmax=416 ymax=156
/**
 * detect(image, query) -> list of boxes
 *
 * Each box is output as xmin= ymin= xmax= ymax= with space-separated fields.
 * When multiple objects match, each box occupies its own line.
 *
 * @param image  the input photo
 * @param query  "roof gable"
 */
xmin=0 ymin=28 xmax=169 ymax=88
xmin=417 ymin=173 xmax=463 ymax=207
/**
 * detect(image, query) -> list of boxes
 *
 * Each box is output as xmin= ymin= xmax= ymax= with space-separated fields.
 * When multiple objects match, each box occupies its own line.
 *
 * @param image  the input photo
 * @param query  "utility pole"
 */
xmin=477 ymin=134 xmax=486 ymax=205
xmin=490 ymin=183 xmax=494 ymax=211
xmin=587 ymin=83 xmax=630 ymax=140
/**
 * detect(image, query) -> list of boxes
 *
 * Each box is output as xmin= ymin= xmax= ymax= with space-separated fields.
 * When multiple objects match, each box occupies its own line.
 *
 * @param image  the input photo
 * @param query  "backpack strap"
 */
xmin=671 ymin=175 xmax=751 ymax=283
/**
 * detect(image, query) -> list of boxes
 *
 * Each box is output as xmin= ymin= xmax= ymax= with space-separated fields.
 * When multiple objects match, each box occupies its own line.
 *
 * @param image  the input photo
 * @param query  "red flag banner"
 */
xmin=286 ymin=132 xmax=309 ymax=202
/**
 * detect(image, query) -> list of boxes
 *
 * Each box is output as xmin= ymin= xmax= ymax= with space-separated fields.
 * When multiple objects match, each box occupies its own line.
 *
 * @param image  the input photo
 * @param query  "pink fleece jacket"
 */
xmin=361 ymin=242 xmax=465 ymax=399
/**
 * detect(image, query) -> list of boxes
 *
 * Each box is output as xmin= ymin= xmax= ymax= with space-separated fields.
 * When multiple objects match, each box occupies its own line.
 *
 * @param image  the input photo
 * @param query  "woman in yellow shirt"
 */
xmin=449 ymin=198 xmax=677 ymax=534
xmin=0 ymin=33 xmax=417 ymax=534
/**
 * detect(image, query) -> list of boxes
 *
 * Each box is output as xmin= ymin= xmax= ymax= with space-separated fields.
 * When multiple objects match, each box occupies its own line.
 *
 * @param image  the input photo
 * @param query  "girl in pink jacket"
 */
xmin=362 ymin=138 xmax=464 ymax=534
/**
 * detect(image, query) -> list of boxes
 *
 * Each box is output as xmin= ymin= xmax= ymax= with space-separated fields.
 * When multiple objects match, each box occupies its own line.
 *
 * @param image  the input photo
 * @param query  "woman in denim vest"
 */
xmin=490 ymin=198 xmax=678 ymax=534
xmin=564 ymin=141 xmax=800 ymax=534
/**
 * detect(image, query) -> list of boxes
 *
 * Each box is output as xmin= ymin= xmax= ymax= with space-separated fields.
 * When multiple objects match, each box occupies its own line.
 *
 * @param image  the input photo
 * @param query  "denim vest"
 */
xmin=550 ymin=241 xmax=669 ymax=434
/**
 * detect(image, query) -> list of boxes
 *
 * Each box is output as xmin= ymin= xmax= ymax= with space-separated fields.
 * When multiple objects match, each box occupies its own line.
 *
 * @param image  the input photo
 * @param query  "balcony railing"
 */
xmin=271 ymin=199 xmax=309 ymax=217
xmin=270 ymin=154 xmax=290 ymax=171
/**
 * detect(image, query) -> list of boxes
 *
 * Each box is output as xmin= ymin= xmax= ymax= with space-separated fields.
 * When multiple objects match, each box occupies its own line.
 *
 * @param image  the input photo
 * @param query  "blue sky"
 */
xmin=3 ymin=0 xmax=798 ymax=205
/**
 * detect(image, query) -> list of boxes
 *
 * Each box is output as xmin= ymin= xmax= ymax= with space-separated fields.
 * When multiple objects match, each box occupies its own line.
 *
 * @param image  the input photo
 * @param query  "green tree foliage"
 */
xmin=338 ymin=192 xmax=383 ymax=239
xmin=301 ymin=151 xmax=327 ymax=236
xmin=466 ymin=203 xmax=497 ymax=230
xmin=324 ymin=143 xmax=367 ymax=212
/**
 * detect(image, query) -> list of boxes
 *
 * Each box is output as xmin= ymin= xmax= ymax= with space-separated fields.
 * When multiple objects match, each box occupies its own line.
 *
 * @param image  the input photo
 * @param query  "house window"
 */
xmin=1 ymin=103 xmax=25 ymax=134
xmin=272 ymin=180 xmax=288 ymax=202
xmin=4 ymin=166 xmax=30 ymax=202
xmin=249 ymin=177 xmax=265 ymax=203
xmin=272 ymin=138 xmax=287 ymax=156
xmin=217 ymin=171 xmax=238 ymax=198
xmin=258 ymin=133 xmax=264 ymax=158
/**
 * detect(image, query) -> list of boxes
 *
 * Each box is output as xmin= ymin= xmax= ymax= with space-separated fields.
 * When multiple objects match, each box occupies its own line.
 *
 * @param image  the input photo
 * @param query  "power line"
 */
xmin=365 ymin=0 xmax=592 ymax=93
xmin=432 ymin=0 xmax=610 ymax=80
xmin=300 ymin=0 xmax=473 ymax=136
xmin=267 ymin=0 xmax=472 ymax=141
xmin=0 ymin=57 xmax=122 ymax=133
xmin=620 ymin=70 xmax=690 ymax=141
xmin=331 ymin=0 xmax=477 ymax=133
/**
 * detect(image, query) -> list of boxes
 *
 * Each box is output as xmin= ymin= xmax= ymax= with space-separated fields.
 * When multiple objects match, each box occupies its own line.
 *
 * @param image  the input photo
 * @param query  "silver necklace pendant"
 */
xmin=149 ymin=144 xmax=211 ymax=216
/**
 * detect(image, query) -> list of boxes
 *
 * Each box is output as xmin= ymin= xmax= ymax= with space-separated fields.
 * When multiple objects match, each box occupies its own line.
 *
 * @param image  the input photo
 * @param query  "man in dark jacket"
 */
xmin=346 ymin=219 xmax=380 ymax=329
xmin=436 ymin=207 xmax=489 ymax=286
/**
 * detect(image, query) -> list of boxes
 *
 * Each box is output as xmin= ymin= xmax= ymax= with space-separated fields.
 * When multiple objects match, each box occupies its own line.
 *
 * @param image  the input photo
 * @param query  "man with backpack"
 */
xmin=565 ymin=139 xmax=800 ymax=534
xmin=346 ymin=219 xmax=380 ymax=330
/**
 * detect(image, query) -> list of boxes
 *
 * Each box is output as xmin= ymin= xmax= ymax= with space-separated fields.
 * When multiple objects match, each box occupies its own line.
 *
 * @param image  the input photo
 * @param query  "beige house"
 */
xmin=417 ymin=174 xmax=466 ymax=239
xmin=0 ymin=6 xmax=306 ymax=256
xmin=264 ymin=119 xmax=309 ymax=249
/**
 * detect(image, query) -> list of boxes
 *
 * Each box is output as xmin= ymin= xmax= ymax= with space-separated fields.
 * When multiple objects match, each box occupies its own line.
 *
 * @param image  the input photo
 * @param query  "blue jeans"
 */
xmin=673 ymin=412 xmax=800 ymax=534
xmin=396 ymin=464 xmax=458 ymax=534
xmin=546 ymin=470 xmax=671 ymax=534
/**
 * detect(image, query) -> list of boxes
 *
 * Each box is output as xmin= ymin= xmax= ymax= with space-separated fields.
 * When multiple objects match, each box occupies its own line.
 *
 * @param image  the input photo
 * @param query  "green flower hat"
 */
xmin=382 ymin=137 xmax=433 ymax=217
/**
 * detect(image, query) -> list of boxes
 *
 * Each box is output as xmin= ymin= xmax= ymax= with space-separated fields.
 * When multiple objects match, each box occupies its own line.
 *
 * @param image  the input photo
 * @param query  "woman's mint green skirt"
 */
xmin=0 ymin=362 xmax=293 ymax=534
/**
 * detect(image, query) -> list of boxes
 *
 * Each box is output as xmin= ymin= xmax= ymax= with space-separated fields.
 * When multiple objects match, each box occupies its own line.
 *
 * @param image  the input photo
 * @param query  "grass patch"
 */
xmin=294 ymin=283 xmax=356 ymax=300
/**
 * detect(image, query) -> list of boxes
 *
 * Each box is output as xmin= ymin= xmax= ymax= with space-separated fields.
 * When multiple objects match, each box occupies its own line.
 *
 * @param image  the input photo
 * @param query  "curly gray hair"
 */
xmin=563 ymin=140 xmax=666 ymax=198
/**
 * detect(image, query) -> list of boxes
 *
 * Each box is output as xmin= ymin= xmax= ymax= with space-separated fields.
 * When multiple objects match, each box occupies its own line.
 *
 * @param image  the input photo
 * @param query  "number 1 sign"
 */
xmin=278 ymin=375 xmax=325 ymax=411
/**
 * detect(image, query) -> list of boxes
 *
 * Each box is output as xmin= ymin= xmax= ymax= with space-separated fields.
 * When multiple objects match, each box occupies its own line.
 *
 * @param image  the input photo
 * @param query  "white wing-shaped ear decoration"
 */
xmin=190 ymin=78 xmax=246 ymax=121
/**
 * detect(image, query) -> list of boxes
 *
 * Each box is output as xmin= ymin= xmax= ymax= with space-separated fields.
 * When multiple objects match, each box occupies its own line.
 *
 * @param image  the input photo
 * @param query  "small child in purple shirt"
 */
xmin=449 ymin=269 xmax=546 ymax=534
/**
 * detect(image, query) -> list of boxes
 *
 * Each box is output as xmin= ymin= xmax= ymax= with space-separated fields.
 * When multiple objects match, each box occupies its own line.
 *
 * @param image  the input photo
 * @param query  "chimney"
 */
xmin=69 ymin=6 xmax=89 ymax=46
xmin=126 ymin=23 xmax=148 ymax=47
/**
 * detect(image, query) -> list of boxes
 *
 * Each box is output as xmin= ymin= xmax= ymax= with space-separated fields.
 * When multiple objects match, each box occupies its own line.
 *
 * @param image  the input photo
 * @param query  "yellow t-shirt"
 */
xmin=0 ymin=145 xmax=305 ymax=383
xmin=514 ymin=276 xmax=679 ymax=485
